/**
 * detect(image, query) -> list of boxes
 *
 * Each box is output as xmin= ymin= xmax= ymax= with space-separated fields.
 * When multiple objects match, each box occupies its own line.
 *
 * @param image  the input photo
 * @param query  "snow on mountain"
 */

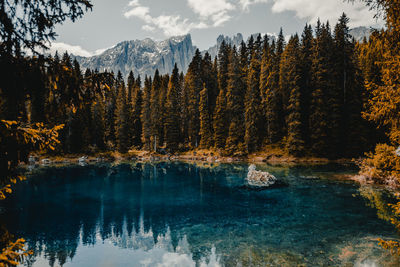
xmin=75 ymin=34 xmax=195 ymax=79
xmin=349 ymin=26 xmax=373 ymax=42
xmin=75 ymin=27 xmax=373 ymax=79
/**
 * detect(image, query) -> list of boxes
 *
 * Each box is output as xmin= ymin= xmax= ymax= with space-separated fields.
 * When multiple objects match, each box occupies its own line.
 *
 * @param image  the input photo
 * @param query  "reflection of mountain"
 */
xmin=0 ymin=162 xmax=397 ymax=266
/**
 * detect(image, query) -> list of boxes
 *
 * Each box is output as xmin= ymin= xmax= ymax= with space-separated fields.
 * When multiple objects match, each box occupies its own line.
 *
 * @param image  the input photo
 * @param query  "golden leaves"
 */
xmin=0 ymin=120 xmax=64 ymax=200
xmin=0 ymin=238 xmax=32 ymax=267
xmin=0 ymin=185 xmax=12 ymax=200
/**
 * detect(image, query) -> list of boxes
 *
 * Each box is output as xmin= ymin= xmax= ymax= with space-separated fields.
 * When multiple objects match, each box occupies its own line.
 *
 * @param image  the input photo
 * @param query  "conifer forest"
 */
xmin=0 ymin=14 xmax=387 ymax=159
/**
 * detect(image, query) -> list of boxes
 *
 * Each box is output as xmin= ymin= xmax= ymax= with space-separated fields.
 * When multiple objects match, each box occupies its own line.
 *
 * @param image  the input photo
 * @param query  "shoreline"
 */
xmin=27 ymin=149 xmax=356 ymax=166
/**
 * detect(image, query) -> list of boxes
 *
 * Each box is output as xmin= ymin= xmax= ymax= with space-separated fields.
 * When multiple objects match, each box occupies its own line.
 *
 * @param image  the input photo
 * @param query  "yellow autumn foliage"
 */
xmin=357 ymin=0 xmax=400 ymax=255
xmin=0 ymin=120 xmax=64 ymax=200
xmin=0 ymin=238 xmax=32 ymax=267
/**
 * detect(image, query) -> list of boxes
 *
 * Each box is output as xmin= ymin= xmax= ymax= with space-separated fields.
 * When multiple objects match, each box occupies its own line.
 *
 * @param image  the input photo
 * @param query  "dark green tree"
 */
xmin=281 ymin=35 xmax=305 ymax=155
xmin=199 ymin=84 xmax=213 ymax=148
xmin=226 ymin=46 xmax=245 ymax=154
xmin=114 ymin=79 xmax=129 ymax=153
xmin=244 ymin=51 xmax=262 ymax=153
xmin=165 ymin=64 xmax=181 ymax=152
xmin=141 ymin=76 xmax=152 ymax=150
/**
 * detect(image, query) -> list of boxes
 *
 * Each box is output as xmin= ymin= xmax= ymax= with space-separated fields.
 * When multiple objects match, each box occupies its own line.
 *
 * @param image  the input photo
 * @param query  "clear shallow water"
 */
xmin=0 ymin=162 xmax=399 ymax=266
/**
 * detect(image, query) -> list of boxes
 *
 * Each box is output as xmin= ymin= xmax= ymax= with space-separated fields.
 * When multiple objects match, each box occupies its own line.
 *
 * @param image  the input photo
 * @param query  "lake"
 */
xmin=0 ymin=162 xmax=398 ymax=266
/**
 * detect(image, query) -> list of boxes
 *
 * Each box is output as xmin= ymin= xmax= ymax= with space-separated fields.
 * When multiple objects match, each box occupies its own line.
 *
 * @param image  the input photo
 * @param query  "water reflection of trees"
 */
xmin=0 ymin=162 xmax=396 ymax=266
xmin=1 ymin=162 xmax=247 ymax=266
xmin=358 ymin=186 xmax=396 ymax=223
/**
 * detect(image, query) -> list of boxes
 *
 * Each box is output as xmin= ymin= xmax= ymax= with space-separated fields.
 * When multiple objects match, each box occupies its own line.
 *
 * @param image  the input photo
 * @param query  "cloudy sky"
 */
xmin=52 ymin=0 xmax=382 ymax=57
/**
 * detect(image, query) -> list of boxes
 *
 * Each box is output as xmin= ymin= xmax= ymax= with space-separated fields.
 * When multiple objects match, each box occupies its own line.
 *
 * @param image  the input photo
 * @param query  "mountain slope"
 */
xmin=75 ymin=34 xmax=195 ymax=78
xmin=75 ymin=27 xmax=373 ymax=79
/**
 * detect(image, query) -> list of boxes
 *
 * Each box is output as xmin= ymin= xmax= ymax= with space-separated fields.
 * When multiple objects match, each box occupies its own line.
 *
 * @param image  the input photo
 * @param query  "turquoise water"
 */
xmin=0 ymin=162 xmax=398 ymax=266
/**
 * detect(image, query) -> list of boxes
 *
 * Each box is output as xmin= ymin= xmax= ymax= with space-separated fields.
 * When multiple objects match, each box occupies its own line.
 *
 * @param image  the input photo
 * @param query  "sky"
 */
xmin=51 ymin=0 xmax=382 ymax=57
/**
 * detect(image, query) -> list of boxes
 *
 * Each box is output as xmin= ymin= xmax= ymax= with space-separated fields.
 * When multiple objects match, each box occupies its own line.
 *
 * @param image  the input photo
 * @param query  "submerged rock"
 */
xmin=246 ymin=164 xmax=277 ymax=187
xmin=40 ymin=159 xmax=51 ymax=165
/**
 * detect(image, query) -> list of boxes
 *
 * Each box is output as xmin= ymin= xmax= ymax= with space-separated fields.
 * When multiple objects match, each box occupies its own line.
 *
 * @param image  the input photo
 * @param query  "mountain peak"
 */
xmin=75 ymin=34 xmax=195 ymax=79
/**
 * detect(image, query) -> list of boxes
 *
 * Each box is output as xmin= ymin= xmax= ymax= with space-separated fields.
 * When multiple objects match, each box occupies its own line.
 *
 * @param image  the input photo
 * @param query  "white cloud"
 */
xmin=187 ymin=0 xmax=235 ymax=26
xmin=123 ymin=0 xmax=240 ymax=37
xmin=270 ymin=0 xmax=382 ymax=27
xmin=142 ymin=24 xmax=155 ymax=32
xmin=45 ymin=42 xmax=109 ymax=57
xmin=124 ymin=0 xmax=209 ymax=36
xmin=49 ymin=42 xmax=93 ymax=57
xmin=239 ymin=0 xmax=269 ymax=11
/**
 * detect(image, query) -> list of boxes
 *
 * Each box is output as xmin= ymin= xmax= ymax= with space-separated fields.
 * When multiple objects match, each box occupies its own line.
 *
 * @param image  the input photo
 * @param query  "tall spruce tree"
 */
xmin=131 ymin=76 xmax=143 ymax=148
xmin=185 ymin=49 xmax=203 ymax=148
xmin=213 ymin=42 xmax=231 ymax=149
xmin=201 ymin=52 xmax=218 ymax=121
xmin=114 ymin=82 xmax=129 ymax=153
xmin=264 ymin=40 xmax=284 ymax=143
xmin=199 ymin=84 xmax=213 ymax=148
xmin=226 ymin=46 xmax=245 ymax=154
xmin=309 ymin=21 xmax=334 ymax=157
xmin=165 ymin=64 xmax=181 ymax=152
xmin=300 ymin=24 xmax=313 ymax=147
xmin=91 ymin=93 xmax=106 ymax=150
xmin=245 ymin=50 xmax=262 ymax=153
xmin=282 ymin=35 xmax=305 ymax=155
xmin=150 ymin=70 xmax=162 ymax=150
xmin=141 ymin=76 xmax=152 ymax=150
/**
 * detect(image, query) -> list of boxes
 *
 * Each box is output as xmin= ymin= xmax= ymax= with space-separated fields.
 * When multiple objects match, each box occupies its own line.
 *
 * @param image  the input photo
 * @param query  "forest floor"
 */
xmin=31 ymin=144 xmax=354 ymax=166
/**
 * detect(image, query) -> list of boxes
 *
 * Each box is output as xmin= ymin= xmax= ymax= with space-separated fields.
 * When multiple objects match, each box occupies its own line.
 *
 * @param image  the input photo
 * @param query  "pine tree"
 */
xmin=114 ymin=81 xmax=129 ymax=153
xmin=91 ymin=93 xmax=106 ymax=150
xmin=185 ymin=49 xmax=203 ymax=148
xmin=201 ymin=52 xmax=218 ymax=121
xmin=105 ymin=76 xmax=117 ymax=148
xmin=141 ymin=76 xmax=152 ymax=150
xmin=131 ymin=75 xmax=142 ymax=148
xmin=299 ymin=24 xmax=313 ymax=147
xmin=213 ymin=42 xmax=231 ymax=149
xmin=165 ymin=64 xmax=181 ymax=152
xmin=259 ymin=34 xmax=270 ymax=138
xmin=309 ymin=21 xmax=334 ymax=157
xmin=150 ymin=69 xmax=162 ymax=150
xmin=282 ymin=35 xmax=305 ymax=156
xmin=199 ymin=84 xmax=213 ymax=148
xmin=226 ymin=46 xmax=245 ymax=154
xmin=264 ymin=40 xmax=284 ymax=143
xmin=126 ymin=70 xmax=135 ymax=147
xmin=245 ymin=51 xmax=262 ymax=153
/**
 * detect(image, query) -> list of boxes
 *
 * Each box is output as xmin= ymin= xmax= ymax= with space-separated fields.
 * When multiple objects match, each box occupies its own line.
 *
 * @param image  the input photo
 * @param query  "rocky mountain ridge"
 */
xmin=74 ymin=27 xmax=373 ymax=79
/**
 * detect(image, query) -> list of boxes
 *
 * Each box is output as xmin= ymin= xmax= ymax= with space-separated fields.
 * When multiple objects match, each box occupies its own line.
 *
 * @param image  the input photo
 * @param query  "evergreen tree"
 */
xmin=165 ymin=64 xmax=181 ymax=152
xmin=300 ymin=24 xmax=313 ymax=146
xmin=91 ymin=93 xmax=106 ymax=150
xmin=226 ymin=46 xmax=245 ymax=154
xmin=259 ymin=35 xmax=270 ymax=143
xmin=150 ymin=70 xmax=162 ymax=150
xmin=126 ymin=70 xmax=135 ymax=147
xmin=281 ymin=35 xmax=305 ymax=155
xmin=201 ymin=52 xmax=218 ymax=120
xmin=264 ymin=40 xmax=284 ymax=143
xmin=213 ymin=42 xmax=231 ymax=149
xmin=105 ymin=77 xmax=117 ymax=148
xmin=158 ymin=74 xmax=169 ymax=146
xmin=245 ymin=51 xmax=262 ymax=153
xmin=309 ymin=21 xmax=334 ymax=157
xmin=141 ymin=76 xmax=152 ymax=150
xmin=131 ymin=76 xmax=143 ymax=148
xmin=199 ymin=84 xmax=213 ymax=148
xmin=185 ymin=49 xmax=203 ymax=148
xmin=114 ymin=81 xmax=129 ymax=153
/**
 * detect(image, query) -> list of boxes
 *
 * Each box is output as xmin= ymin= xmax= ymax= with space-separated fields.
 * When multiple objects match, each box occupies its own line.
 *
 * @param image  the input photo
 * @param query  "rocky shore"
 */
xmin=24 ymin=149 xmax=353 ymax=167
